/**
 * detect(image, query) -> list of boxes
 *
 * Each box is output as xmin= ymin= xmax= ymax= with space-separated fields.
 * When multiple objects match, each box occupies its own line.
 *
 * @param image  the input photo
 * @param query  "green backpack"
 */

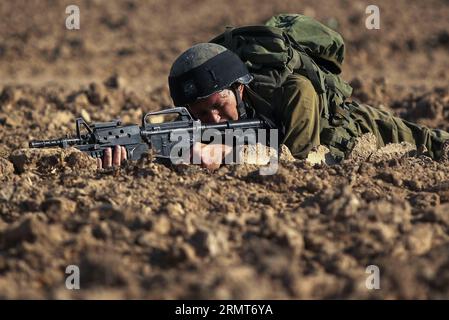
xmin=210 ymin=14 xmax=360 ymax=160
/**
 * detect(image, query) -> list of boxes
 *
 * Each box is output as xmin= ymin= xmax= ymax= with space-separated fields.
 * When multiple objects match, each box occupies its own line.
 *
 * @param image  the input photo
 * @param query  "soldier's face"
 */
xmin=188 ymin=86 xmax=243 ymax=123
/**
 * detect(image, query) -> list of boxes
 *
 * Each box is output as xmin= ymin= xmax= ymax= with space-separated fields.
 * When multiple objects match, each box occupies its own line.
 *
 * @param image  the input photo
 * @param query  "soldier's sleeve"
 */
xmin=274 ymin=74 xmax=321 ymax=158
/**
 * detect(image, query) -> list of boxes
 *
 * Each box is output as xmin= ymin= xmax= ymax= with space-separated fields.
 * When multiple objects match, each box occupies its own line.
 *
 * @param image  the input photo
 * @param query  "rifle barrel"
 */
xmin=29 ymin=138 xmax=82 ymax=148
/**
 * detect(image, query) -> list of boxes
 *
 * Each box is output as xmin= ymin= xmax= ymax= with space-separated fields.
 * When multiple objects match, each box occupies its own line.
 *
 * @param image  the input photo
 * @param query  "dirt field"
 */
xmin=1 ymin=0 xmax=449 ymax=299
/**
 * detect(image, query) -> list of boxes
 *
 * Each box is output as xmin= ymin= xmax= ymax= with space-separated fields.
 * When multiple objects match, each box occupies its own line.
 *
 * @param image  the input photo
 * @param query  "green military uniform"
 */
xmin=244 ymin=73 xmax=449 ymax=160
xmin=168 ymin=15 xmax=449 ymax=162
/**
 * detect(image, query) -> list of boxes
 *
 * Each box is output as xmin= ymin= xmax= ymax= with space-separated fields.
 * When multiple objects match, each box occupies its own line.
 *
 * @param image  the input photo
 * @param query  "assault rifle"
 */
xmin=29 ymin=107 xmax=268 ymax=162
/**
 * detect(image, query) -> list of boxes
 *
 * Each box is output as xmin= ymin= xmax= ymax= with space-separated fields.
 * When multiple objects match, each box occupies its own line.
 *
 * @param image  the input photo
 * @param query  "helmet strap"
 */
xmin=232 ymin=84 xmax=247 ymax=119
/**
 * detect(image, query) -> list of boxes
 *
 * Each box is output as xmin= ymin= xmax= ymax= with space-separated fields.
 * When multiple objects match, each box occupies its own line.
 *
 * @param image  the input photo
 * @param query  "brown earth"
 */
xmin=1 ymin=0 xmax=449 ymax=299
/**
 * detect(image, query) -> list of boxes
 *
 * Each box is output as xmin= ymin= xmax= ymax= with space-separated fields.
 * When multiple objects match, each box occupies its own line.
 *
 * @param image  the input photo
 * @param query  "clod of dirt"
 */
xmin=377 ymin=171 xmax=404 ymax=187
xmin=419 ymin=203 xmax=449 ymax=227
xmin=348 ymin=133 xmax=417 ymax=163
xmin=279 ymin=144 xmax=296 ymax=162
xmin=0 ymin=157 xmax=14 ymax=176
xmin=64 ymin=150 xmax=98 ymax=171
xmin=0 ymin=86 xmax=22 ymax=105
xmin=9 ymin=148 xmax=97 ymax=174
xmin=348 ymin=133 xmax=378 ymax=162
xmin=405 ymin=224 xmax=434 ymax=255
xmin=151 ymin=216 xmax=171 ymax=235
xmin=189 ymin=228 xmax=229 ymax=257
xmin=104 ymin=74 xmax=126 ymax=89
xmin=238 ymin=143 xmax=277 ymax=165
xmin=86 ymin=83 xmax=108 ymax=106
xmin=237 ymin=143 xmax=295 ymax=165
xmin=163 ymin=202 xmax=185 ymax=216
xmin=370 ymin=142 xmax=416 ymax=162
xmin=306 ymin=145 xmax=337 ymax=165
xmin=320 ymin=186 xmax=361 ymax=220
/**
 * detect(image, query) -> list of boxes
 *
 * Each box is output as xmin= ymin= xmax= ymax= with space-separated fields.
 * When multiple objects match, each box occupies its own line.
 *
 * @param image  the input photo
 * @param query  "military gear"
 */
xmin=168 ymin=43 xmax=253 ymax=119
xmin=210 ymin=14 xmax=353 ymax=138
xmin=209 ymin=14 xmax=449 ymax=160
xmin=265 ymin=14 xmax=345 ymax=74
xmin=245 ymin=73 xmax=449 ymax=161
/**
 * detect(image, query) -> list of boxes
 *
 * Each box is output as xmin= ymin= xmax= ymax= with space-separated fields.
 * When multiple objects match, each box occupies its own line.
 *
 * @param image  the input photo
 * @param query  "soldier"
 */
xmin=100 ymin=43 xmax=449 ymax=170
xmin=167 ymin=43 xmax=449 ymax=167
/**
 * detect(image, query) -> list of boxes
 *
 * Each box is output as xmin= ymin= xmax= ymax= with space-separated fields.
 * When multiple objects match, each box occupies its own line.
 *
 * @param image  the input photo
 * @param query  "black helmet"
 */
xmin=168 ymin=43 xmax=253 ymax=107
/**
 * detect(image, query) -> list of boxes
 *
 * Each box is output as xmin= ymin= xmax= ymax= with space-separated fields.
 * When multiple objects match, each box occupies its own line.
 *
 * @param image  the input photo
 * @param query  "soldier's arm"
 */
xmin=275 ymin=74 xmax=321 ymax=158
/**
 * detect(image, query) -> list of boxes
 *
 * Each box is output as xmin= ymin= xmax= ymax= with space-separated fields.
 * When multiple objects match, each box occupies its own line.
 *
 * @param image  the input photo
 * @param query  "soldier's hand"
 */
xmin=191 ymin=142 xmax=232 ymax=171
xmin=97 ymin=145 xmax=127 ymax=169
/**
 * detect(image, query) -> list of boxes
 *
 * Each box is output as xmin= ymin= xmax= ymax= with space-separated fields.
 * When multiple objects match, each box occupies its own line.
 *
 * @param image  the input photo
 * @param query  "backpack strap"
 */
xmin=295 ymin=52 xmax=330 ymax=120
xmin=231 ymin=84 xmax=247 ymax=119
